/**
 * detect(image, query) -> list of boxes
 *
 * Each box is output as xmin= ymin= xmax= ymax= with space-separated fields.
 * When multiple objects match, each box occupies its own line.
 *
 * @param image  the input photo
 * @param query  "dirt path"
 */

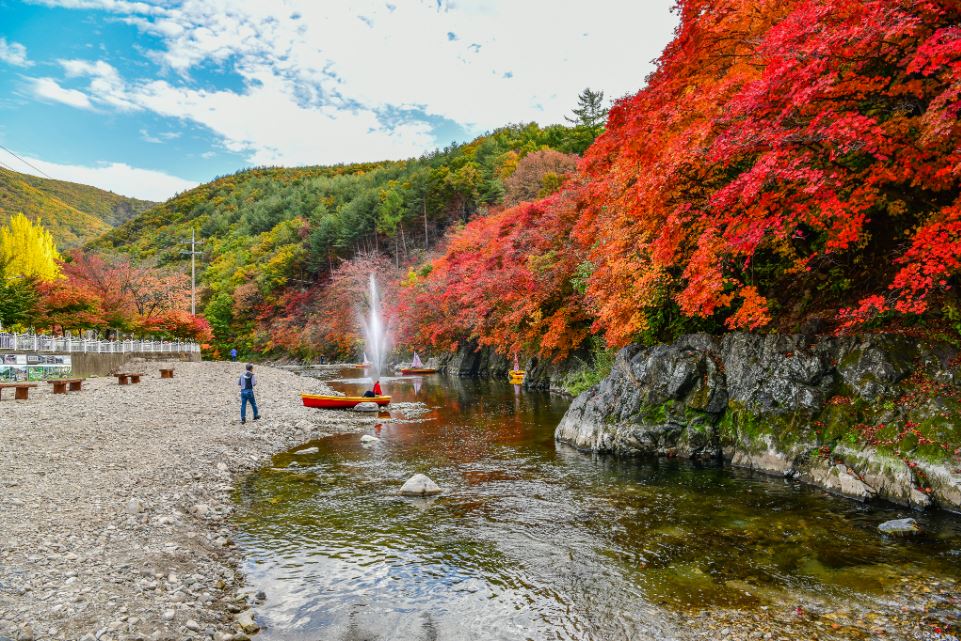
xmin=0 ymin=361 xmax=372 ymax=641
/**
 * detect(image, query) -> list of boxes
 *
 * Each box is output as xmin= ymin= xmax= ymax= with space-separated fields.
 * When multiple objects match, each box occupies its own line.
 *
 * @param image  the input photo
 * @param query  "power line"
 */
xmin=0 ymin=144 xmax=54 ymax=180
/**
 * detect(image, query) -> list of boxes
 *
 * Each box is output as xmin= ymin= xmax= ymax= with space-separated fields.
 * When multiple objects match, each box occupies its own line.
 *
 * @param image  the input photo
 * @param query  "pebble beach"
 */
xmin=0 ymin=361 xmax=369 ymax=641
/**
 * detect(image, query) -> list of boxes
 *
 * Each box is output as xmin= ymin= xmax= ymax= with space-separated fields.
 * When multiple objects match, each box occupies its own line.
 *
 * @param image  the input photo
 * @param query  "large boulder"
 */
xmin=555 ymin=335 xmax=726 ymax=457
xmin=836 ymin=335 xmax=917 ymax=400
xmin=555 ymin=332 xmax=961 ymax=512
xmin=399 ymin=473 xmax=442 ymax=496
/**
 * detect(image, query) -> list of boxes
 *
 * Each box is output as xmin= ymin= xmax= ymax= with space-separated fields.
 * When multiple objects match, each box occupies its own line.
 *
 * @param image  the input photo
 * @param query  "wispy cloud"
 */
xmin=15 ymin=154 xmax=196 ymax=201
xmin=0 ymin=37 xmax=31 ymax=67
xmin=30 ymin=77 xmax=93 ymax=109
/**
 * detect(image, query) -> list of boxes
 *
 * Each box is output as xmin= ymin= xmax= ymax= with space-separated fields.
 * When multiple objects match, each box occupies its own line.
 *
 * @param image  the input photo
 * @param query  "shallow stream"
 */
xmin=234 ymin=369 xmax=961 ymax=640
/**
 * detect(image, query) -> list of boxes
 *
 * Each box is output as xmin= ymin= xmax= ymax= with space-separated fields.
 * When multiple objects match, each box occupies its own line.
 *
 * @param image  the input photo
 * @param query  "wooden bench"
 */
xmin=46 ymin=378 xmax=84 ymax=394
xmin=115 ymin=373 xmax=144 ymax=385
xmin=159 ymin=368 xmax=175 ymax=379
xmin=0 ymin=382 xmax=39 ymax=401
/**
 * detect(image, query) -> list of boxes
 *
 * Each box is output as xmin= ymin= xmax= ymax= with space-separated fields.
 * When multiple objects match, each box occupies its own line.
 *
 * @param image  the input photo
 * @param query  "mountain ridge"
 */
xmin=0 ymin=167 xmax=155 ymax=248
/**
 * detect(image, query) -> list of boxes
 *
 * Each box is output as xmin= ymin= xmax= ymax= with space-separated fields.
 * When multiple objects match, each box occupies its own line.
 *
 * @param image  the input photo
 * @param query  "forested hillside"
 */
xmin=41 ymin=0 xmax=961 ymax=368
xmin=0 ymin=167 xmax=154 ymax=248
xmin=93 ymin=123 xmax=592 ymax=357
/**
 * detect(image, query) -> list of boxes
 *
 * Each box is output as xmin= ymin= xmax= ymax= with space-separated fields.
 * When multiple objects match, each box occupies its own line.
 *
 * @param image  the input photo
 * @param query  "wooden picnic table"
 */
xmin=0 ymin=382 xmax=39 ymax=400
xmin=115 ymin=373 xmax=144 ymax=385
xmin=159 ymin=368 xmax=175 ymax=379
xmin=46 ymin=378 xmax=84 ymax=394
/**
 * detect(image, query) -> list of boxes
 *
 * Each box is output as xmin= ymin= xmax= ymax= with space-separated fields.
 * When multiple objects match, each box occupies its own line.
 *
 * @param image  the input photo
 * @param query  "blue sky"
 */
xmin=0 ymin=0 xmax=678 ymax=201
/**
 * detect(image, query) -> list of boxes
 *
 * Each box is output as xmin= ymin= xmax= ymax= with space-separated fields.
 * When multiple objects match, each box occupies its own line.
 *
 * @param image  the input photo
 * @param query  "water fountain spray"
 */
xmin=360 ymin=273 xmax=389 ymax=382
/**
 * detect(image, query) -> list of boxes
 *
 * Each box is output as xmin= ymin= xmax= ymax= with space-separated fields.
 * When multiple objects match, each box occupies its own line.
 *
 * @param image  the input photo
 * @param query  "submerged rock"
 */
xmin=294 ymin=446 xmax=319 ymax=455
xmin=353 ymin=402 xmax=380 ymax=412
xmin=878 ymin=518 xmax=922 ymax=536
xmin=400 ymin=473 xmax=442 ymax=496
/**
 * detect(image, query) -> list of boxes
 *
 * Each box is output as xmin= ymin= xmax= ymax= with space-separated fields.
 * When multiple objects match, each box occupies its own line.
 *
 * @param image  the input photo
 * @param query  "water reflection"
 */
xmin=234 ymin=370 xmax=961 ymax=640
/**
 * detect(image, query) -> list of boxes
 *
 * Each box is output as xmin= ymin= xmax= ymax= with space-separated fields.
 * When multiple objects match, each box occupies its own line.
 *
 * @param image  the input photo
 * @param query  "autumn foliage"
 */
xmin=398 ymin=0 xmax=961 ymax=358
xmin=397 ymin=192 xmax=590 ymax=361
xmin=583 ymin=0 xmax=961 ymax=342
xmin=31 ymin=0 xmax=958 ymax=361
xmin=34 ymin=250 xmax=210 ymax=340
xmin=268 ymin=252 xmax=400 ymax=359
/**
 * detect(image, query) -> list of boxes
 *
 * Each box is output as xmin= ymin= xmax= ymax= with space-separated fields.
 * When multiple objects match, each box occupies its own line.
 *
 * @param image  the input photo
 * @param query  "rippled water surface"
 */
xmin=234 ymin=369 xmax=961 ymax=640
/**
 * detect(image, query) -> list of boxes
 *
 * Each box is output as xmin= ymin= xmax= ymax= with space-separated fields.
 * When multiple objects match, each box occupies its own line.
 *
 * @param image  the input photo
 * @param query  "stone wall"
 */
xmin=555 ymin=333 xmax=961 ymax=512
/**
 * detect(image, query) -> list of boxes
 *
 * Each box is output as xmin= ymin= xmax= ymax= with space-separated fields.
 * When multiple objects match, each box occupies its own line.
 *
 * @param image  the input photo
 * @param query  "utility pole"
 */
xmin=181 ymin=228 xmax=206 ymax=315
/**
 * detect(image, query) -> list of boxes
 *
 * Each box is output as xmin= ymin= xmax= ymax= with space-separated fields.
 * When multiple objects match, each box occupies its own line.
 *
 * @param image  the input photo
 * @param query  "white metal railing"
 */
xmin=0 ymin=332 xmax=200 ymax=354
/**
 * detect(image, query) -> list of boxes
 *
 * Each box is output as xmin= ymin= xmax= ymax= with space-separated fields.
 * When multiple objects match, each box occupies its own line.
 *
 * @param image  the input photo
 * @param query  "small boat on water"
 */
xmin=349 ymin=353 xmax=373 ymax=368
xmin=401 ymin=367 xmax=439 ymax=375
xmin=301 ymin=394 xmax=391 ymax=409
xmin=508 ymin=355 xmax=526 ymax=383
xmin=401 ymin=351 xmax=438 ymax=376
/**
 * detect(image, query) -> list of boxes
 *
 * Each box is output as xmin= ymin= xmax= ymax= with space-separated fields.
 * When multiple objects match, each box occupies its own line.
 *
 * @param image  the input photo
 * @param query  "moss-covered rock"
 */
xmin=555 ymin=332 xmax=961 ymax=512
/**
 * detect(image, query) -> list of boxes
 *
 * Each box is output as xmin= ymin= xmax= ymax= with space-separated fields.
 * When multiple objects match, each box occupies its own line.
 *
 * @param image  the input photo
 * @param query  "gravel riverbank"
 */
xmin=0 ymin=361 xmax=371 ymax=641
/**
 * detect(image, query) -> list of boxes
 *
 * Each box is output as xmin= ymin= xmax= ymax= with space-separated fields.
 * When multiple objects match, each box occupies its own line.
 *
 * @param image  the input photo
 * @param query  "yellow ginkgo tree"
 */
xmin=0 ymin=213 xmax=62 ymax=282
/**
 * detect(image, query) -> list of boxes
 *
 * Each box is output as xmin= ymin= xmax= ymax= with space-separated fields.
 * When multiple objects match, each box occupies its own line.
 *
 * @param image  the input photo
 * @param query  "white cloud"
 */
xmin=16 ymin=155 xmax=196 ymax=201
xmin=59 ymin=58 xmax=139 ymax=110
xmin=0 ymin=37 xmax=31 ymax=67
xmin=29 ymin=0 xmax=679 ymax=166
xmin=124 ymin=0 xmax=678 ymax=128
xmin=30 ymin=77 xmax=93 ymax=109
xmin=130 ymin=71 xmax=435 ymax=166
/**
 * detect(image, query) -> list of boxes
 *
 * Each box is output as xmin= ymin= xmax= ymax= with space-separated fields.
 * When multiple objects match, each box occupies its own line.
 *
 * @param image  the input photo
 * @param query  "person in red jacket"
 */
xmin=363 ymin=380 xmax=383 ymax=398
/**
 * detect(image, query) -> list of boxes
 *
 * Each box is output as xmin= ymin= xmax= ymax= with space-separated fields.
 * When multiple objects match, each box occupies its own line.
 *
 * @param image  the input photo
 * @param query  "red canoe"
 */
xmin=301 ymin=394 xmax=391 ymax=409
xmin=400 ymin=368 xmax=439 ymax=375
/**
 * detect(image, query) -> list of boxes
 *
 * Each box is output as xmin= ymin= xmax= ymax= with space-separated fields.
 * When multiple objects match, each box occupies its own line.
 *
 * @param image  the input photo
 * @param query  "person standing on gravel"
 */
xmin=238 ymin=363 xmax=261 ymax=424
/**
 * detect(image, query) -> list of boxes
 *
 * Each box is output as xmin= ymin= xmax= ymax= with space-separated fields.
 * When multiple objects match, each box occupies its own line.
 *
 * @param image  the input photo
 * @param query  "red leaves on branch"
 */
xmin=398 ymin=0 xmax=961 ymax=354
xmin=396 ymin=192 xmax=590 ymax=361
xmin=580 ymin=0 xmax=961 ymax=343
xmin=37 ymin=250 xmax=205 ymax=339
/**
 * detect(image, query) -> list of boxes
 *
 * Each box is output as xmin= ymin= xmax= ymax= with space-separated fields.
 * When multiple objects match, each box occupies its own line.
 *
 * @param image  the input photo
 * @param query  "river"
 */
xmin=233 ymin=368 xmax=961 ymax=640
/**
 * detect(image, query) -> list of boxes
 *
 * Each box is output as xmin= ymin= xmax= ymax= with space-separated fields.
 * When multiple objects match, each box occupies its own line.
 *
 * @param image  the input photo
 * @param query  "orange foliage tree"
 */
xmin=503 ymin=149 xmax=579 ymax=206
xmin=38 ymin=251 xmax=206 ymax=339
xmin=396 ymin=191 xmax=591 ymax=361
xmin=580 ymin=0 xmax=961 ymax=343
xmin=396 ymin=0 xmax=961 ymax=358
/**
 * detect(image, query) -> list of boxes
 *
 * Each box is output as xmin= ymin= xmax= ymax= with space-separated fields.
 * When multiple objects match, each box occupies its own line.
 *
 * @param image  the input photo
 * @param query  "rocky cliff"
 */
xmin=555 ymin=333 xmax=961 ymax=512
xmin=436 ymin=342 xmax=590 ymax=392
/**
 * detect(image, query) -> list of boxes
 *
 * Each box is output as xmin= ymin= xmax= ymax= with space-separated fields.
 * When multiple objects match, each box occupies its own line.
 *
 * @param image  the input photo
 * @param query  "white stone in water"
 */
xmin=360 ymin=435 xmax=380 ymax=444
xmin=399 ymin=473 xmax=441 ymax=496
xmin=353 ymin=402 xmax=380 ymax=412
xmin=878 ymin=518 xmax=922 ymax=536
xmin=294 ymin=447 xmax=319 ymax=455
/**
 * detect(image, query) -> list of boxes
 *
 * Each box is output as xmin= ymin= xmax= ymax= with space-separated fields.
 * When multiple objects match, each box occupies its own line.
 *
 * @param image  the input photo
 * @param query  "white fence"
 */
xmin=0 ymin=332 xmax=201 ymax=354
